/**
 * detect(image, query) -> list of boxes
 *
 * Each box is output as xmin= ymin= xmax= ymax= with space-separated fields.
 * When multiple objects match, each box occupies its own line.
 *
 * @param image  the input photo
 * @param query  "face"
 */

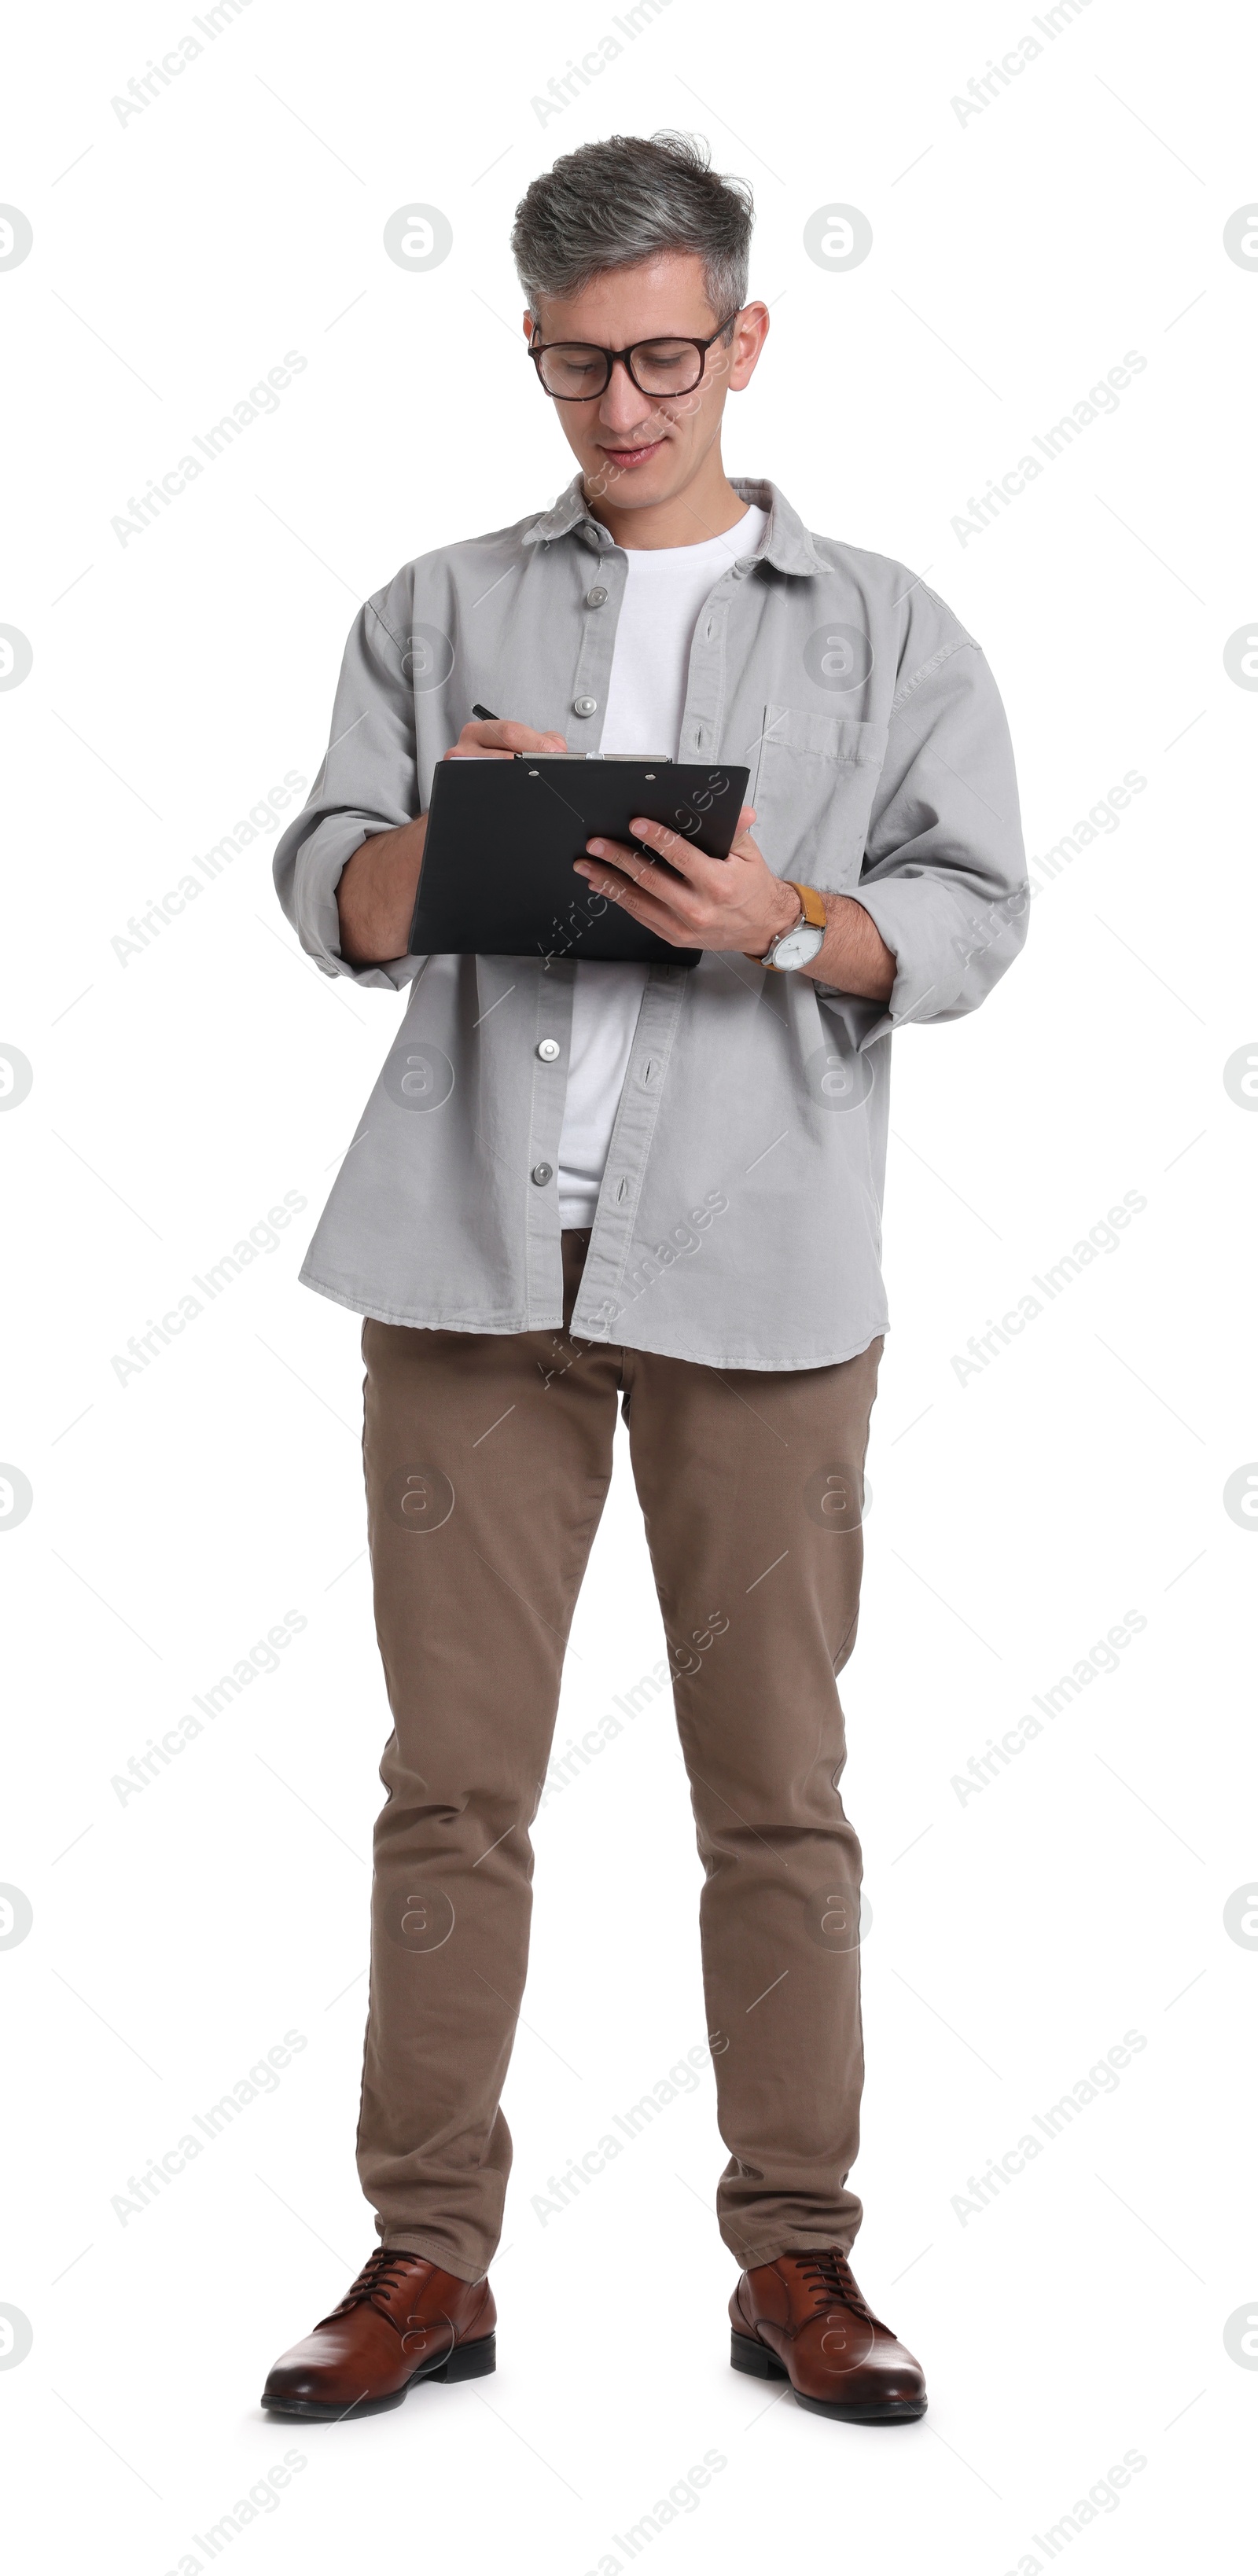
xmin=522 ymin=251 xmax=768 ymax=514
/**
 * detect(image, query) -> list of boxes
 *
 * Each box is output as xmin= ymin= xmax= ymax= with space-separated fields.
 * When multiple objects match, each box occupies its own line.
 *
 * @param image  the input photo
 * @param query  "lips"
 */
xmin=599 ymin=440 xmax=665 ymax=468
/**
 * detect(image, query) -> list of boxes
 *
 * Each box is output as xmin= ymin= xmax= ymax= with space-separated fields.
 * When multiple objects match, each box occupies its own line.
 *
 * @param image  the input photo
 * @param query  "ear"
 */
xmin=727 ymin=303 xmax=770 ymax=393
xmin=522 ymin=308 xmax=539 ymax=345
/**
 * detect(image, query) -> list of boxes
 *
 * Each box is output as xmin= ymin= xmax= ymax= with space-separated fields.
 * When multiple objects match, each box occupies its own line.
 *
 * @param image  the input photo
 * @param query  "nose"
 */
xmin=597 ymin=355 xmax=660 ymax=438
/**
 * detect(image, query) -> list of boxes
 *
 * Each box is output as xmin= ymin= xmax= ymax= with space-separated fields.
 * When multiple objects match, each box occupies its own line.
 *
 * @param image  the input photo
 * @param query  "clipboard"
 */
xmin=406 ymin=755 xmax=751 ymax=968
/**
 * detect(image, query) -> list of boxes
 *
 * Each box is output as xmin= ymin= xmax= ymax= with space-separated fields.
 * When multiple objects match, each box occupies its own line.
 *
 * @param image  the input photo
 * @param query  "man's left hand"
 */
xmin=574 ymin=806 xmax=797 ymax=961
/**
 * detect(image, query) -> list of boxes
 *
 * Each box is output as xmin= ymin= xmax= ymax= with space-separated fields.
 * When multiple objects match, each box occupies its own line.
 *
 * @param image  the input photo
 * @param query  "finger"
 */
xmin=627 ymin=814 xmax=745 ymax=897
xmin=448 ymin=718 xmax=568 ymax=759
xmin=581 ymin=839 xmax=704 ymax=920
xmin=626 ymin=814 xmax=708 ymax=875
xmin=583 ymin=833 xmax=655 ymax=876
xmin=588 ymin=823 xmax=712 ymax=894
xmin=611 ymin=816 xmax=733 ymax=903
xmin=573 ymin=859 xmax=698 ymax=946
xmin=480 ymin=718 xmax=567 ymax=752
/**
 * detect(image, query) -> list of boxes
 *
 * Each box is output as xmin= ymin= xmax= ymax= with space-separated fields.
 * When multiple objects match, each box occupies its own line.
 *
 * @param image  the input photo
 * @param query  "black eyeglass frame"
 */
xmin=527 ymin=311 xmax=744 ymax=402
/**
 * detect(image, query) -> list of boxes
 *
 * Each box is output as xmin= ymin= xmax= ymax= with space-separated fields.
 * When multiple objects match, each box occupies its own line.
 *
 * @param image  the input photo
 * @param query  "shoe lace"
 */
xmin=790 ymin=2246 xmax=885 ymax=2328
xmin=324 ymin=2248 xmax=426 ymax=2323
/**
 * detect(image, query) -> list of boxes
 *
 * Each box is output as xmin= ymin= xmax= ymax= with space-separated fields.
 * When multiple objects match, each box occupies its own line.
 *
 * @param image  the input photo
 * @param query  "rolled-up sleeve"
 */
xmin=848 ymin=634 xmax=1028 ymax=1043
xmin=273 ymin=577 xmax=423 ymax=991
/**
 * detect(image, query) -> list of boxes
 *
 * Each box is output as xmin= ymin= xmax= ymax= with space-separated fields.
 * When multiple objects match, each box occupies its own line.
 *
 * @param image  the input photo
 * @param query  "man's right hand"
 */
xmin=445 ymin=716 xmax=569 ymax=763
xmin=335 ymin=718 xmax=568 ymax=967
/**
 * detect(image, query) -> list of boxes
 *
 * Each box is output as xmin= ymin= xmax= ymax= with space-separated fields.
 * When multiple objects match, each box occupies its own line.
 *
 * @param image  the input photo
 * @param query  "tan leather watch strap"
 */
xmin=788 ymin=881 xmax=827 ymax=929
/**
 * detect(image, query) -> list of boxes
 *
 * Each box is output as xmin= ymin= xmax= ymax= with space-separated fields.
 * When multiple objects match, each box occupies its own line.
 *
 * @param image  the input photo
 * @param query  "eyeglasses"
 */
xmin=528 ymin=313 xmax=742 ymax=402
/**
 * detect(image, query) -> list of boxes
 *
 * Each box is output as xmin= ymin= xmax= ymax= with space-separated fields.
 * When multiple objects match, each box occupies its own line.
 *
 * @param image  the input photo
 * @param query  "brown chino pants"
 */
xmin=357 ymin=1230 xmax=882 ymax=2283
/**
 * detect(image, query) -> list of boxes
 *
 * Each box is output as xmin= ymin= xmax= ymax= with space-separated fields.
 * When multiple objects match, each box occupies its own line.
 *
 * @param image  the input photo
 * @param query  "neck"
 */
xmin=583 ymin=446 xmax=749 ymax=551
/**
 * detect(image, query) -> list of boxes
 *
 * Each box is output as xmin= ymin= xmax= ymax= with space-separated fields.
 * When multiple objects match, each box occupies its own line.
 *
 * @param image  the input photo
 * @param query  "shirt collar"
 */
xmin=520 ymin=473 xmax=821 ymax=577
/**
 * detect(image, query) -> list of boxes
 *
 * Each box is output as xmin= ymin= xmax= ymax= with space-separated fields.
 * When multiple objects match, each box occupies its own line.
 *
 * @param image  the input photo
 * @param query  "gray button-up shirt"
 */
xmin=274 ymin=476 xmax=1027 ymax=1369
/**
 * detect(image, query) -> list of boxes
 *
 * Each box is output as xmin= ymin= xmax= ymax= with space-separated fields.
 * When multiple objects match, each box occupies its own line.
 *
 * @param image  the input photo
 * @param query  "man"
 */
xmin=265 ymin=129 xmax=1027 ymax=2428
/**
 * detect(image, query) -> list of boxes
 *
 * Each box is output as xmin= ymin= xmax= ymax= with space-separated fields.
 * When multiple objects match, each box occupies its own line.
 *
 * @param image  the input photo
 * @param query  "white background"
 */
xmin=2 ymin=0 xmax=1256 ymax=2568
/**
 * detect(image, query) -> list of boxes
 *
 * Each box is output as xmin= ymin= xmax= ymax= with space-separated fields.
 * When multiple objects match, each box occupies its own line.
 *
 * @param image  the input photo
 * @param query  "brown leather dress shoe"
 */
xmin=262 ymin=2247 xmax=496 ymax=2420
xmin=730 ymin=2246 xmax=926 ymax=2423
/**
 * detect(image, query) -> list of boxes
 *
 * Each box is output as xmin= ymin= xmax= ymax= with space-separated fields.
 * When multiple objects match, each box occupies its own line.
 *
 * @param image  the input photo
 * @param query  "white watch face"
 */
xmin=771 ymin=921 xmax=826 ymax=970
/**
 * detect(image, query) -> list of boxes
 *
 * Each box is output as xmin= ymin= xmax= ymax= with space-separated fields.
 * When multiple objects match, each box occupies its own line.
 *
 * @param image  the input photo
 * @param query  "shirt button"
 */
xmin=531 ymin=1162 xmax=554 ymax=1185
xmin=585 ymin=586 xmax=608 ymax=607
xmin=572 ymin=695 xmax=598 ymax=716
xmin=536 ymin=1038 xmax=561 ymax=1062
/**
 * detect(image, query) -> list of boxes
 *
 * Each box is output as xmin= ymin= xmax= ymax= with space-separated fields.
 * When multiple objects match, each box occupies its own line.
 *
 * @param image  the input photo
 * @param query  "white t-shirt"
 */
xmin=557 ymin=502 xmax=767 ymax=1227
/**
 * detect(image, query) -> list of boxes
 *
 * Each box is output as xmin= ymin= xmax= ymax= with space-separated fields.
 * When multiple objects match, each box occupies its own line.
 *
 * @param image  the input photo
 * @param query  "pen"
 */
xmin=472 ymin=704 xmax=664 ymax=765
xmin=473 ymin=700 xmax=573 ymax=761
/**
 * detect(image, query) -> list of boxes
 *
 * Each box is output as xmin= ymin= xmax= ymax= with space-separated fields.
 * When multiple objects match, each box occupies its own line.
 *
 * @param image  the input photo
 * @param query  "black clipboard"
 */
xmin=406 ymin=755 xmax=750 ymax=968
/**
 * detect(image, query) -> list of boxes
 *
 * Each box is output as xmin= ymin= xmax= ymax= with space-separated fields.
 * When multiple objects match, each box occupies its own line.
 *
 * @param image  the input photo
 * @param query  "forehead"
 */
xmin=532 ymin=251 xmax=715 ymax=337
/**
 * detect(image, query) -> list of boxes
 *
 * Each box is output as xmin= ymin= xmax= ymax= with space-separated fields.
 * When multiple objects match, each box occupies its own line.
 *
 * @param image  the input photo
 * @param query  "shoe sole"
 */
xmin=730 ymin=2328 xmax=926 ymax=2423
xmin=261 ymin=2330 xmax=496 ymax=2420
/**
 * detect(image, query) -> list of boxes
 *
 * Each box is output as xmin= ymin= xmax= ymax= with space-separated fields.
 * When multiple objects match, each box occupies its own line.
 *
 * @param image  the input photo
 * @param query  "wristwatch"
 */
xmin=756 ymin=880 xmax=827 ymax=972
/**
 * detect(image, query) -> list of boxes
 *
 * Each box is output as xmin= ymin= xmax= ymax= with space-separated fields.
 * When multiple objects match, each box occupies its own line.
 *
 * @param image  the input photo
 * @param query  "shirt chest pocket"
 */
xmin=750 ymin=705 xmax=889 ymax=891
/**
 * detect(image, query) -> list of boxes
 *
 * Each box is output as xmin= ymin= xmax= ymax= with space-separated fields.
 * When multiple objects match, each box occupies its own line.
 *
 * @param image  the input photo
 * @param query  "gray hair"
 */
xmin=511 ymin=130 xmax=753 ymax=336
